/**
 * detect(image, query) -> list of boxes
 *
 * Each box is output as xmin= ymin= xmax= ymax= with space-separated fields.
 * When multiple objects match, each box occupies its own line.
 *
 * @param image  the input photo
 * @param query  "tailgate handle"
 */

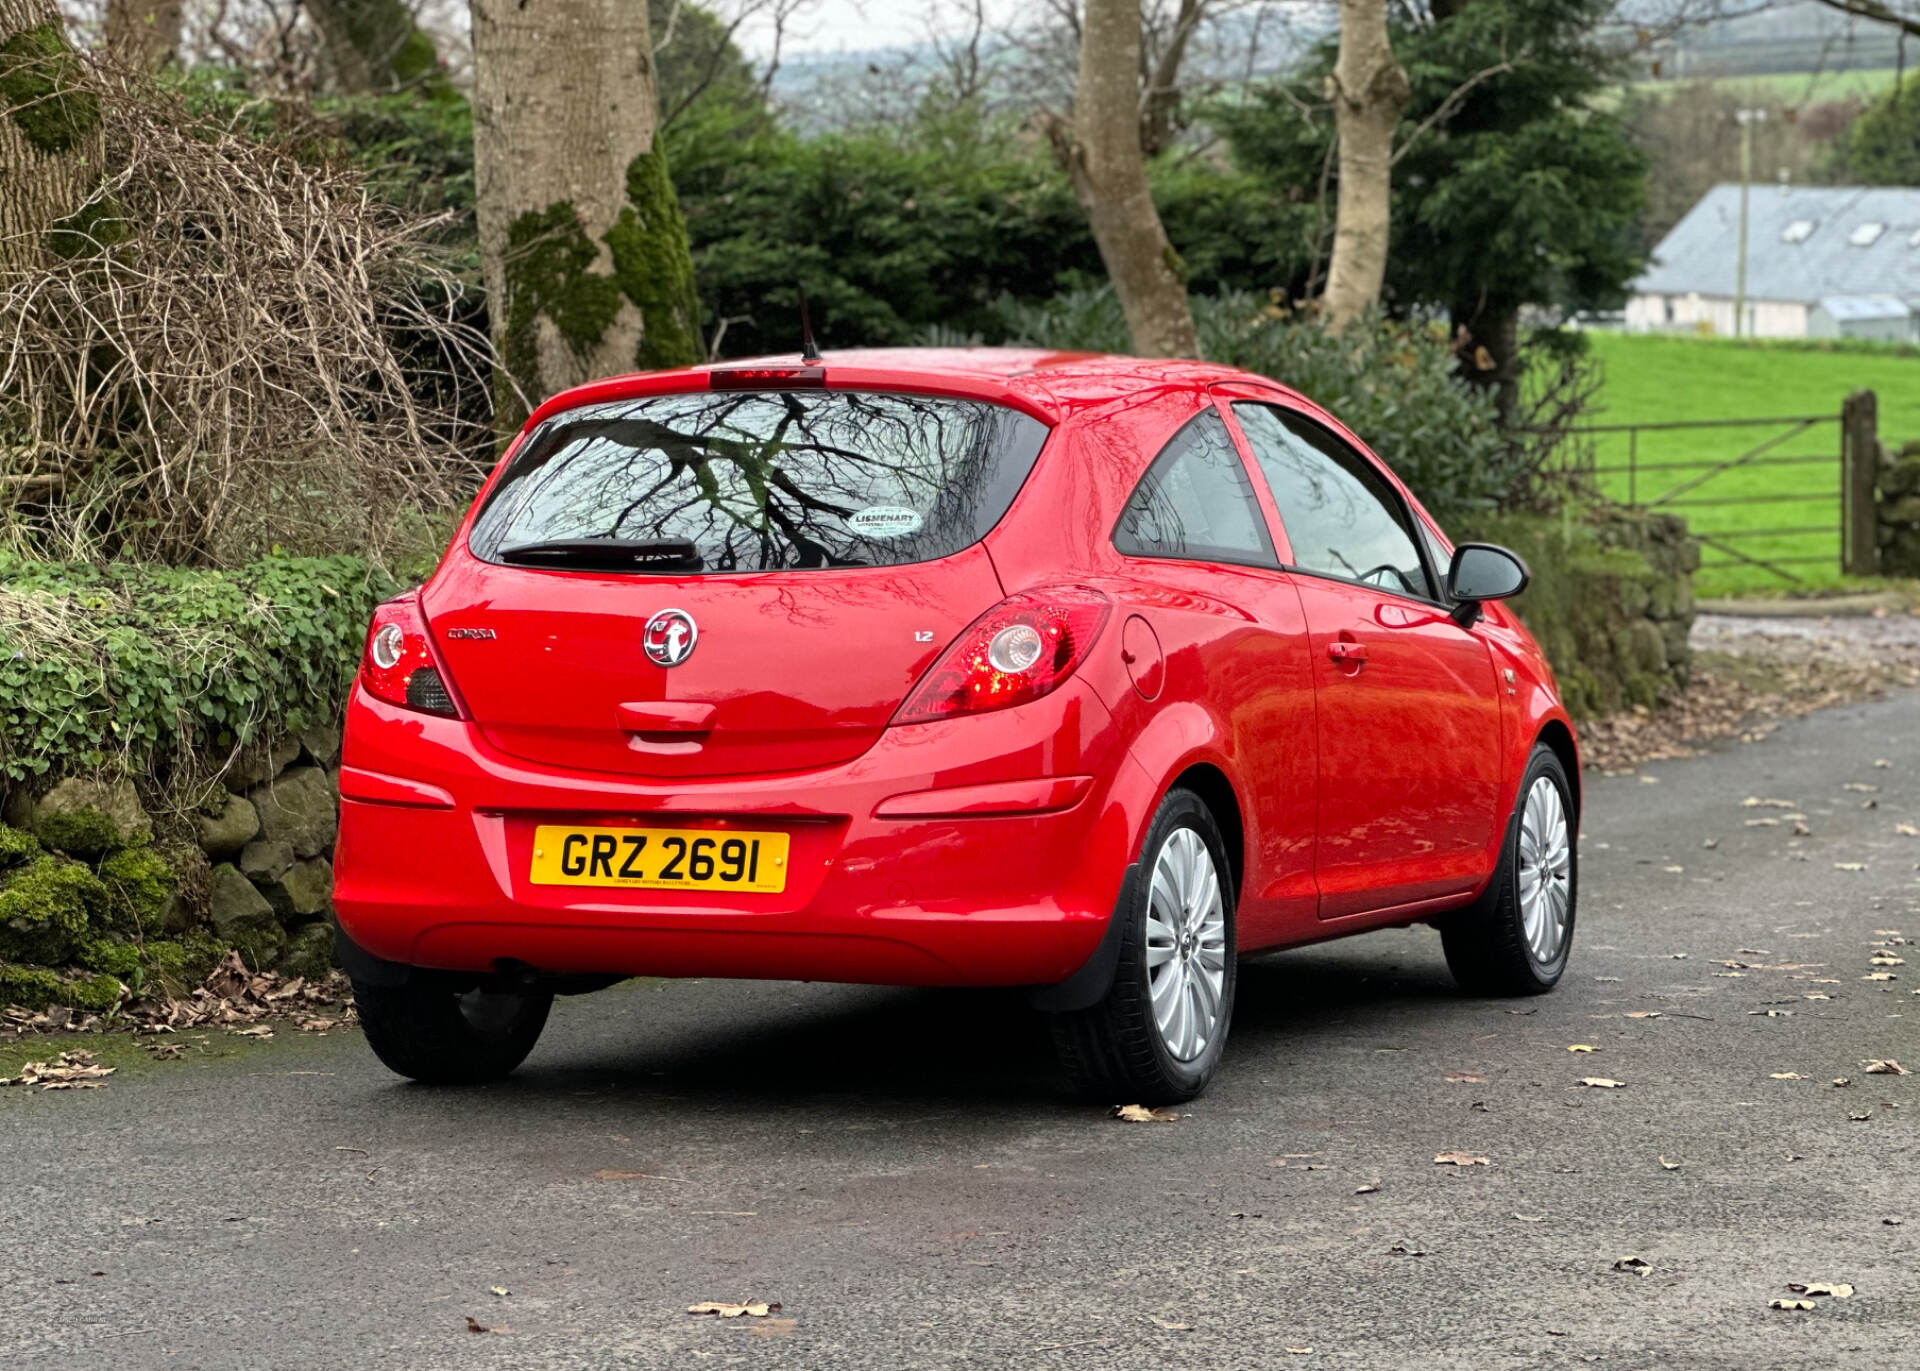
xmin=615 ymin=701 xmax=717 ymax=735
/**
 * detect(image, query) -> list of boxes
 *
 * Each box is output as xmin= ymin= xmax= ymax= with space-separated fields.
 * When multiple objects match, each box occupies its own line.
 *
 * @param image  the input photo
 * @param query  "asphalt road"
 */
xmin=4 ymin=693 xmax=1919 ymax=1370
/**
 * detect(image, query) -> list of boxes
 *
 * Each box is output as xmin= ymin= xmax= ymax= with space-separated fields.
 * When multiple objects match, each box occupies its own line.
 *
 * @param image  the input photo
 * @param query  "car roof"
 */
xmin=524 ymin=347 xmax=1306 ymax=428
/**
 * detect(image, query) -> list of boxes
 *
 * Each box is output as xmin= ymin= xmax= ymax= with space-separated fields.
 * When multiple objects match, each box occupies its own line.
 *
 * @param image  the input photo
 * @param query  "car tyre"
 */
xmin=353 ymin=978 xmax=553 ymax=1084
xmin=1049 ymin=788 xmax=1237 ymax=1106
xmin=1440 ymin=743 xmax=1577 ymax=996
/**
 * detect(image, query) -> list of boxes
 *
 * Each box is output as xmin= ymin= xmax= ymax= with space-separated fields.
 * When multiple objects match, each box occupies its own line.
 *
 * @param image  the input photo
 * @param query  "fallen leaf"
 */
xmin=1787 ymin=1282 xmax=1854 ymax=1298
xmin=1770 ymin=1299 xmax=1816 ymax=1311
xmin=1512 ymin=1213 xmax=1544 ymax=1222
xmin=1578 ymin=1077 xmax=1625 ymax=1088
xmin=1863 ymin=973 xmax=1898 ymax=982
xmin=1771 ymin=1072 xmax=1806 ymax=1080
xmin=1750 ymin=1009 xmax=1793 ymax=1017
xmin=1850 ymin=1111 xmax=1873 ymax=1122
xmin=1898 ymin=825 xmax=1918 ymax=838
xmin=1743 ymin=797 xmax=1795 ymax=808
xmin=231 ymin=1025 xmax=274 ymax=1038
xmin=1113 ymin=1104 xmax=1179 ymax=1123
xmin=1663 ymin=866 xmax=1685 ymax=874
xmin=1387 ymin=1241 xmax=1427 ymax=1256
xmin=688 ymin=1301 xmax=779 ymax=1318
xmin=1843 ymin=783 xmax=1880 ymax=793
xmin=1658 ymin=1156 xmax=1682 ymax=1170
xmin=1354 ymin=1183 xmax=1379 ymax=1195
xmin=1626 ymin=1011 xmax=1662 ymax=1019
xmin=1866 ymin=1059 xmax=1909 ymax=1075
xmin=1746 ymin=818 xmax=1780 ymax=828
xmin=594 ymin=1169 xmax=685 ymax=1182
xmin=1148 ymin=1316 xmax=1194 ymax=1331
xmin=1433 ymin=1151 xmax=1489 ymax=1166
xmin=1568 ymin=1044 xmax=1598 ymax=1053
xmin=1285 ymin=1348 xmax=1314 ymax=1356
xmin=1613 ymin=1256 xmax=1651 ymax=1275
xmin=297 ymin=1017 xmax=336 ymax=1033
xmin=1834 ymin=1077 xmax=1852 ymax=1087
xmin=1793 ymin=820 xmax=1813 ymax=836
xmin=1444 ymin=1071 xmax=1486 ymax=1083
xmin=489 ymin=1286 xmax=509 ymax=1297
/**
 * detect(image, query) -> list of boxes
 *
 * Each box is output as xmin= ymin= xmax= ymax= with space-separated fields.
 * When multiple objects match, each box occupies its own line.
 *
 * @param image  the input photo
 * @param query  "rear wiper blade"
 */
xmin=498 ymin=537 xmax=704 ymax=571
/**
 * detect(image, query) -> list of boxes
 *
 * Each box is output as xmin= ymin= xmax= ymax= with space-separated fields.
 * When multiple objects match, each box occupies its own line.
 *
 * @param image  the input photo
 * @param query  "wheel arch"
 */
xmin=1168 ymin=761 xmax=1246 ymax=906
xmin=1535 ymin=718 xmax=1581 ymax=819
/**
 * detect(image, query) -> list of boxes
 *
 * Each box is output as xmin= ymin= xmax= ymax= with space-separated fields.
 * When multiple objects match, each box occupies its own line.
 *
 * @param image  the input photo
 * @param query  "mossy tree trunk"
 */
xmin=470 ymin=0 xmax=702 ymax=428
xmin=0 ymin=0 xmax=103 ymax=271
xmin=305 ymin=0 xmax=448 ymax=95
xmin=102 ymin=0 xmax=181 ymax=71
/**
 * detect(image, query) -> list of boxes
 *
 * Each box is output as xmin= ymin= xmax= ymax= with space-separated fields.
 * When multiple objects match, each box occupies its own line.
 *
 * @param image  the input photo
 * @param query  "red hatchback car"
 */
xmin=333 ymin=349 xmax=1578 ymax=1102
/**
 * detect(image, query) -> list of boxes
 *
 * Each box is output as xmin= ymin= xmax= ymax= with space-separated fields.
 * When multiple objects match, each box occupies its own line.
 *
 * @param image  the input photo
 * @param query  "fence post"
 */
xmin=1841 ymin=390 xmax=1879 ymax=577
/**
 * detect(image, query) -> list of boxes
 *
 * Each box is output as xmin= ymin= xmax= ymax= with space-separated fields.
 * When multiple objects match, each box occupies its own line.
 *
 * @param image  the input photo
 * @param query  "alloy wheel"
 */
xmin=1144 ymin=827 xmax=1229 ymax=1062
xmin=1517 ymin=775 xmax=1573 ymax=965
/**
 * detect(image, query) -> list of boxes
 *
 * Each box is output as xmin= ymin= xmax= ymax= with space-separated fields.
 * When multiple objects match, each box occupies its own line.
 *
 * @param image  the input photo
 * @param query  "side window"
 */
xmin=1232 ymin=403 xmax=1433 ymax=599
xmin=1113 ymin=409 xmax=1278 ymax=568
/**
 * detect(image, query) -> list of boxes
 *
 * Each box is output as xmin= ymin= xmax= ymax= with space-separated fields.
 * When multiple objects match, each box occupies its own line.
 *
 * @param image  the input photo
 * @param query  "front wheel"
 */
xmin=1048 ymin=788 xmax=1237 ymax=1105
xmin=353 ymin=978 xmax=553 ymax=1084
xmin=1440 ymin=743 xmax=1577 ymax=995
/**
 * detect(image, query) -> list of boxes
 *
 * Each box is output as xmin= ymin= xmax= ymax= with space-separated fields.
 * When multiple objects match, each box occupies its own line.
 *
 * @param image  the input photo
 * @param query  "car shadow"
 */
xmin=442 ymin=935 xmax=1470 ymax=1113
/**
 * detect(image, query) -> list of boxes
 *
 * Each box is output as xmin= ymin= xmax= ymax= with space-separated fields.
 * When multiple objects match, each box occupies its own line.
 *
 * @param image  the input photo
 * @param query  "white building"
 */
xmin=1626 ymin=185 xmax=1920 ymax=342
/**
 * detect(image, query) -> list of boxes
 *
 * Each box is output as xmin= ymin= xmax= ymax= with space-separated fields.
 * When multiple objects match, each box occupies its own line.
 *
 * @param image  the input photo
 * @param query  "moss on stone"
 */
xmin=609 ymin=147 xmax=703 ymax=372
xmin=97 ymin=845 xmax=178 ymax=936
xmin=0 ymin=21 xmax=100 ymax=155
xmin=0 ymin=855 xmax=107 ymax=965
xmin=0 ymin=823 xmax=37 ymax=870
xmin=73 ymin=936 xmax=143 ymax=979
xmin=0 ymin=963 xmax=122 ymax=1012
xmin=34 ymin=805 xmax=123 ymax=859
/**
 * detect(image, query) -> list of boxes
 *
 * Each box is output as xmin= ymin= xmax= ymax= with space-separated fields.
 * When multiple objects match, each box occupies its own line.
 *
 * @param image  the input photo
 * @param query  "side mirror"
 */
xmin=1445 ymin=543 xmax=1529 ymax=626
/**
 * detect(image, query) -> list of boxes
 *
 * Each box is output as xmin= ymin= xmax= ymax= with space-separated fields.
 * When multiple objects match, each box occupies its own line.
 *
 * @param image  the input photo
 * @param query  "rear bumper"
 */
xmin=333 ymin=679 xmax=1140 ymax=988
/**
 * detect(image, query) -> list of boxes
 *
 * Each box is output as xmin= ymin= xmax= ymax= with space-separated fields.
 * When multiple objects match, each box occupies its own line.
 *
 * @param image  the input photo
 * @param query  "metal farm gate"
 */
xmin=1558 ymin=391 xmax=1880 ymax=591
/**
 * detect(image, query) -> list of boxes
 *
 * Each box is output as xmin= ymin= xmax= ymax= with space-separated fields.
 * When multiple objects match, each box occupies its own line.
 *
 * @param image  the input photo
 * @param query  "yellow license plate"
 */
xmin=529 ymin=825 xmax=790 ymax=892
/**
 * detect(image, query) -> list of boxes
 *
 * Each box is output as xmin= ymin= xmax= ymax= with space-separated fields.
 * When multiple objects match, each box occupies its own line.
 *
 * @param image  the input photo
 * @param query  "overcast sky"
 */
xmin=732 ymin=1 xmax=1023 ymax=57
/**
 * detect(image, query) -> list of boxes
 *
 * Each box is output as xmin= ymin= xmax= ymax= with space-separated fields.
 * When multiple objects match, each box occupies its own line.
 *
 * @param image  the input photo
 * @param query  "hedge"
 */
xmin=0 ymin=554 xmax=399 ymax=786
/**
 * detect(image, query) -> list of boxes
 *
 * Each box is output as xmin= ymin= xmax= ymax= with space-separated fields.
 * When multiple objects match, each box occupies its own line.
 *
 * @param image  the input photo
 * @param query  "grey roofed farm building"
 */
xmin=1626 ymin=185 xmax=1920 ymax=342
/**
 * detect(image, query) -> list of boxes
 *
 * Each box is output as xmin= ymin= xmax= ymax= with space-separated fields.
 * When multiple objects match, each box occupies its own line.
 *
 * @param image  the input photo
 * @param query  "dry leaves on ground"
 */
xmin=1112 ymin=1104 xmax=1179 ymax=1123
xmin=1434 ymin=1152 xmax=1489 ymax=1167
xmin=1865 ymin=1060 xmax=1909 ymax=1075
xmin=1613 ymin=1256 xmax=1651 ymax=1275
xmin=0 ymin=1050 xmax=115 ymax=1090
xmin=688 ymin=1301 xmax=781 ymax=1318
xmin=1787 ymin=1281 xmax=1854 ymax=1298
xmin=1577 ymin=1077 xmax=1625 ymax=1089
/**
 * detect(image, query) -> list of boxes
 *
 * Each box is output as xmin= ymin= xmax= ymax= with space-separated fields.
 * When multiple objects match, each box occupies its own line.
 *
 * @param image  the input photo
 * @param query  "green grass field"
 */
xmin=1571 ymin=333 xmax=1920 ymax=596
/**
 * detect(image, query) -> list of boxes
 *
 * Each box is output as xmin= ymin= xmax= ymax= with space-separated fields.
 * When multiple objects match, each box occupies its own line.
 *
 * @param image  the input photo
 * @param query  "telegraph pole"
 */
xmin=1733 ymin=108 xmax=1766 ymax=340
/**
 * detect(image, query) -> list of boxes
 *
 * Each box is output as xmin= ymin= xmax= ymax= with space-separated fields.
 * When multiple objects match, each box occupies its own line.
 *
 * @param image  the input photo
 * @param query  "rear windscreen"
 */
xmin=468 ymin=390 xmax=1051 ymax=572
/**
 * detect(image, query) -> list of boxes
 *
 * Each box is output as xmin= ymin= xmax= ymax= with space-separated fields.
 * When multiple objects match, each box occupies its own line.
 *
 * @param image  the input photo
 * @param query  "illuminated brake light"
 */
xmin=360 ymin=595 xmax=462 ymax=718
xmin=894 ymin=588 xmax=1111 ymax=725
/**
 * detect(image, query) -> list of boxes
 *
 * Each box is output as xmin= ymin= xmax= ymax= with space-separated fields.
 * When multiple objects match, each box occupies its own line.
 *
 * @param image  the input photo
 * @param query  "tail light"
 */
xmin=360 ymin=595 xmax=462 ymax=718
xmin=894 ymin=587 xmax=1111 ymax=725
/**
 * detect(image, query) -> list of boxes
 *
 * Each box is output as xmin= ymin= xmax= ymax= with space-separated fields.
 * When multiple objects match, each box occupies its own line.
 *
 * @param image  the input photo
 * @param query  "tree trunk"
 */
xmin=0 ymin=0 xmax=103 ymax=271
xmin=470 ymin=0 xmax=702 ymax=428
xmin=102 ymin=0 xmax=180 ymax=71
xmin=1052 ymin=0 xmax=1198 ymax=358
xmin=1321 ymin=0 xmax=1409 ymax=332
xmin=1453 ymin=298 xmax=1521 ymax=426
xmin=305 ymin=0 xmax=447 ymax=95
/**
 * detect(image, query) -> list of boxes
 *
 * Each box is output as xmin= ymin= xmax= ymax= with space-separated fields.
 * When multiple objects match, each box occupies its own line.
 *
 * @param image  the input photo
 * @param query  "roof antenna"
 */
xmin=798 ymin=285 xmax=822 ymax=365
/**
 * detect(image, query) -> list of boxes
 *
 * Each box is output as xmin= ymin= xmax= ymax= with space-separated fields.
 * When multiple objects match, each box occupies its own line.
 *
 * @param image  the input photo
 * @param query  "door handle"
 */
xmin=1327 ymin=641 xmax=1368 ymax=664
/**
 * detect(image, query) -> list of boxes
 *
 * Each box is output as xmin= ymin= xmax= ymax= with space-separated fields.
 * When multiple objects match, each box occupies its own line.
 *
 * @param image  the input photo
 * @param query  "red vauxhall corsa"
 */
xmin=333 ymin=349 xmax=1579 ymax=1103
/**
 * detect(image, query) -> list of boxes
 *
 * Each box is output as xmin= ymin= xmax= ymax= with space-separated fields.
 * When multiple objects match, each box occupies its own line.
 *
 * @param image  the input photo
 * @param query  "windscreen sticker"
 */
xmin=847 ymin=506 xmax=925 ymax=539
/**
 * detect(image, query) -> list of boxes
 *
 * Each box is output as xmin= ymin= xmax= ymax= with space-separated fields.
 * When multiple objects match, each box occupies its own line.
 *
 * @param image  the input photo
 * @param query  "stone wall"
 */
xmin=1462 ymin=507 xmax=1699 ymax=719
xmin=0 ymin=731 xmax=343 ymax=1011
xmin=1875 ymin=438 xmax=1920 ymax=578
